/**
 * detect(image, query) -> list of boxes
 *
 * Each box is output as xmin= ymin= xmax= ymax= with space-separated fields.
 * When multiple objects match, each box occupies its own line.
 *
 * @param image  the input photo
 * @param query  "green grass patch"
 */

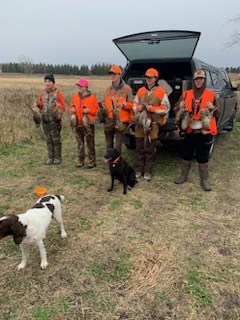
xmin=34 ymin=306 xmax=55 ymax=320
xmin=184 ymin=268 xmax=214 ymax=306
xmin=88 ymin=252 xmax=133 ymax=282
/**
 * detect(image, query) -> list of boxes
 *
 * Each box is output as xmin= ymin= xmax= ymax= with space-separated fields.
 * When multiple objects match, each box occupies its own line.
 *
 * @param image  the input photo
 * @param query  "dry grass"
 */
xmin=0 ymin=74 xmax=240 ymax=320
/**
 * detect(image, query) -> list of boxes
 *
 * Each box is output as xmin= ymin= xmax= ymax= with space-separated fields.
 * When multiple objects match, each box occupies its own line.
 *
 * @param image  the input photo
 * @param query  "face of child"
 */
xmin=145 ymin=75 xmax=157 ymax=87
xmin=110 ymin=72 xmax=121 ymax=85
xmin=194 ymin=77 xmax=205 ymax=89
xmin=76 ymin=85 xmax=87 ymax=94
xmin=44 ymin=79 xmax=54 ymax=92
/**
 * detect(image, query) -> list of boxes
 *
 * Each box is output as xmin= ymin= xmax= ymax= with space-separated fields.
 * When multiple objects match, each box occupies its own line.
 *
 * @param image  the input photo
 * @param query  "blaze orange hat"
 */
xmin=109 ymin=65 xmax=122 ymax=75
xmin=145 ymin=68 xmax=159 ymax=78
xmin=193 ymin=69 xmax=206 ymax=80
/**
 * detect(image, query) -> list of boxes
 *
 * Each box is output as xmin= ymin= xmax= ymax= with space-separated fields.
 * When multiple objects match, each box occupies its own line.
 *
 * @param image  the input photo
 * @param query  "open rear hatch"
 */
xmin=113 ymin=30 xmax=201 ymax=61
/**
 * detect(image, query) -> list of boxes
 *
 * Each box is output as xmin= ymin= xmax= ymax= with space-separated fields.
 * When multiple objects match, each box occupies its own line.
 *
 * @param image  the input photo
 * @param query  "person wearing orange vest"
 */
xmin=174 ymin=69 xmax=219 ymax=191
xmin=70 ymin=78 xmax=99 ymax=168
xmin=133 ymin=68 xmax=170 ymax=181
xmin=36 ymin=73 xmax=66 ymax=165
xmin=102 ymin=65 xmax=133 ymax=154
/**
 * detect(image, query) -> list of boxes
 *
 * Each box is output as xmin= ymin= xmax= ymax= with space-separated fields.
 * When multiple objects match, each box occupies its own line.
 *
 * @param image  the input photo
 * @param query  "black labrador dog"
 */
xmin=104 ymin=148 xmax=137 ymax=195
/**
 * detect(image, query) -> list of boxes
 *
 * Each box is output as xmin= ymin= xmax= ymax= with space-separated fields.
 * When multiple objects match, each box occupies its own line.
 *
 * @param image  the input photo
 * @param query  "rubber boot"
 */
xmin=199 ymin=163 xmax=212 ymax=191
xmin=174 ymin=160 xmax=191 ymax=184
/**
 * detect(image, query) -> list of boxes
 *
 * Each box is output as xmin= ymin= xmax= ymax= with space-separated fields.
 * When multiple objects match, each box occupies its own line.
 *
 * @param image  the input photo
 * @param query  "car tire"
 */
xmin=224 ymin=108 xmax=236 ymax=132
xmin=123 ymin=134 xmax=136 ymax=149
xmin=208 ymin=135 xmax=215 ymax=159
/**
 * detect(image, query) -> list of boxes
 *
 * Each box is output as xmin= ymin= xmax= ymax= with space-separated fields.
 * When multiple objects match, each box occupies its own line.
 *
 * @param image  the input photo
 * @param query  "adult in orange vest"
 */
xmin=70 ymin=78 xmax=99 ymax=168
xmin=174 ymin=69 xmax=219 ymax=191
xmin=133 ymin=68 xmax=170 ymax=181
xmin=102 ymin=65 xmax=133 ymax=154
xmin=36 ymin=73 xmax=66 ymax=165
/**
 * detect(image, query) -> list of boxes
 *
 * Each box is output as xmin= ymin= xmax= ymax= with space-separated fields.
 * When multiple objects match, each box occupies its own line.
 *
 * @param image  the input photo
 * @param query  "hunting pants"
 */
xmin=75 ymin=124 xmax=96 ymax=166
xmin=135 ymin=137 xmax=157 ymax=175
xmin=42 ymin=121 xmax=62 ymax=160
xmin=181 ymin=132 xmax=213 ymax=163
xmin=104 ymin=129 xmax=125 ymax=154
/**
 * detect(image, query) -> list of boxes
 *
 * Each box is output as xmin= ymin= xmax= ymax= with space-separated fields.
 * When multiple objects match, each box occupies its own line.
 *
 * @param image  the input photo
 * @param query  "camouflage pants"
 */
xmin=75 ymin=125 xmax=96 ymax=166
xmin=42 ymin=121 xmax=62 ymax=160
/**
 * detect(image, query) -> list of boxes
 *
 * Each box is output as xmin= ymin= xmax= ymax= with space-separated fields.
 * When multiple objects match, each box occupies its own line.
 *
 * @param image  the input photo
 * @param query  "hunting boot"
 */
xmin=199 ymin=163 xmax=212 ymax=191
xmin=144 ymin=139 xmax=157 ymax=181
xmin=53 ymin=142 xmax=62 ymax=164
xmin=135 ymin=138 xmax=145 ymax=178
xmin=174 ymin=160 xmax=191 ymax=184
xmin=45 ymin=143 xmax=54 ymax=164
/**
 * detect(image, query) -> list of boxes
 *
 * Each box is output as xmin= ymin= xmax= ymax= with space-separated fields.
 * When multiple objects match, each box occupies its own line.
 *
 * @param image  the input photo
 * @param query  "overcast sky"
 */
xmin=1 ymin=0 xmax=239 ymax=68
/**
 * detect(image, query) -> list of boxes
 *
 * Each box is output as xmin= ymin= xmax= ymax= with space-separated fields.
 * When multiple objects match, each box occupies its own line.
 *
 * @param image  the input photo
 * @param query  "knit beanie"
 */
xmin=44 ymin=73 xmax=55 ymax=83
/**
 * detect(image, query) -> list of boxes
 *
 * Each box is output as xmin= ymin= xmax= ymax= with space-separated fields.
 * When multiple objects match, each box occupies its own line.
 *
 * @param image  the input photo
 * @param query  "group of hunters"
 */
xmin=34 ymin=66 xmax=219 ymax=192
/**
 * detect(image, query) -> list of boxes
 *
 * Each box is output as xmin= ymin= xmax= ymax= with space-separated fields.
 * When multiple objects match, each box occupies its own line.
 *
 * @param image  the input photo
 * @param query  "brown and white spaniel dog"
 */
xmin=0 ymin=194 xmax=67 ymax=270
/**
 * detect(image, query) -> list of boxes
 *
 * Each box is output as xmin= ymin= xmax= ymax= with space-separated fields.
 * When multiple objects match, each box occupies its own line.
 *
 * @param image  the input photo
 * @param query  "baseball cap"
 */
xmin=76 ymin=78 xmax=89 ymax=87
xmin=144 ymin=68 xmax=159 ymax=78
xmin=193 ymin=69 xmax=206 ymax=80
xmin=109 ymin=65 xmax=122 ymax=75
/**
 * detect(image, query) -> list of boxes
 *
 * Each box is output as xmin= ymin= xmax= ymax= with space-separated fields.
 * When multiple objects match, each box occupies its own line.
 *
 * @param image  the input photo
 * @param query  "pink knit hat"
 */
xmin=76 ymin=78 xmax=89 ymax=87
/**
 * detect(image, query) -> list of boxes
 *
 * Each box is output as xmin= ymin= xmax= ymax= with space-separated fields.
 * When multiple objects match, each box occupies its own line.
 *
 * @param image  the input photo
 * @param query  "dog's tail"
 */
xmin=55 ymin=195 xmax=65 ymax=202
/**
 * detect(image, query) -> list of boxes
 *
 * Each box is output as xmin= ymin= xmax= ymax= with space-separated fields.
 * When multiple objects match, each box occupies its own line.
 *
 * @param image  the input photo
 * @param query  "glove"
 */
xmin=146 ymin=104 xmax=153 ymax=112
xmin=179 ymin=101 xmax=186 ymax=108
xmin=206 ymin=101 xmax=214 ymax=110
xmin=83 ymin=108 xmax=90 ymax=114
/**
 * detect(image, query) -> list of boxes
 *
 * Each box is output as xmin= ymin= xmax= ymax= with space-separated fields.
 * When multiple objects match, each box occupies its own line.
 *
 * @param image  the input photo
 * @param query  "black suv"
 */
xmin=113 ymin=30 xmax=239 ymax=151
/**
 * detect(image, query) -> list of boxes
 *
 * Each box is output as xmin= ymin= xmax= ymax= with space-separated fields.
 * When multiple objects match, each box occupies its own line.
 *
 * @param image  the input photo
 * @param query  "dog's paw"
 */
xmin=61 ymin=231 xmax=67 ymax=238
xmin=107 ymin=188 xmax=113 ymax=192
xmin=123 ymin=191 xmax=127 ymax=195
xmin=17 ymin=263 xmax=26 ymax=271
xmin=40 ymin=261 xmax=49 ymax=269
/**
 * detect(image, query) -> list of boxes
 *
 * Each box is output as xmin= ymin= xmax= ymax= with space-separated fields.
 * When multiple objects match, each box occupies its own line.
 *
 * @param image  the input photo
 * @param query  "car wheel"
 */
xmin=224 ymin=108 xmax=236 ymax=131
xmin=208 ymin=135 xmax=215 ymax=159
xmin=123 ymin=134 xmax=136 ymax=149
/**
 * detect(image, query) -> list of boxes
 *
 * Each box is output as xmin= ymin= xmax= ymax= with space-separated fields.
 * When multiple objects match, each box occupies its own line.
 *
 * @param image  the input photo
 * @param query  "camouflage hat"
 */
xmin=193 ymin=69 xmax=206 ymax=80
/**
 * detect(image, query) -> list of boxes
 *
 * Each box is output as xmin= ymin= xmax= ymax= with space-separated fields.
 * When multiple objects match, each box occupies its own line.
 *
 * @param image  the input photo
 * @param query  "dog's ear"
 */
xmin=0 ymin=217 xmax=12 ymax=240
xmin=11 ymin=216 xmax=27 ymax=245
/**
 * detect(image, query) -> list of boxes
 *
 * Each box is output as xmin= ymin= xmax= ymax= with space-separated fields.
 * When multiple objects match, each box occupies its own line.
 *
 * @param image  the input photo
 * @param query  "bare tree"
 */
xmin=18 ymin=55 xmax=34 ymax=76
xmin=225 ymin=15 xmax=240 ymax=48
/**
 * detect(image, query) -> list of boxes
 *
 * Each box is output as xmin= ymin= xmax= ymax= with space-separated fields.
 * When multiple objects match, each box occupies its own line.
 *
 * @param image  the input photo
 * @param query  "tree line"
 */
xmin=0 ymin=62 xmax=119 ymax=76
xmin=1 ymin=62 xmax=240 ymax=76
xmin=225 ymin=67 xmax=240 ymax=73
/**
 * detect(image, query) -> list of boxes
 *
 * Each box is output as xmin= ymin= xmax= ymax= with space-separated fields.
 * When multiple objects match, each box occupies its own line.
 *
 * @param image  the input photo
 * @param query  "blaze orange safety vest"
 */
xmin=136 ymin=86 xmax=167 ymax=126
xmin=183 ymin=89 xmax=217 ymax=135
xmin=104 ymin=84 xmax=133 ymax=123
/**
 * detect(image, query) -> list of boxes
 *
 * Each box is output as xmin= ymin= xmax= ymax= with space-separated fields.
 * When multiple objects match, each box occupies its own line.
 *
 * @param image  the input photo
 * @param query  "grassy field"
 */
xmin=0 ymin=74 xmax=240 ymax=320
